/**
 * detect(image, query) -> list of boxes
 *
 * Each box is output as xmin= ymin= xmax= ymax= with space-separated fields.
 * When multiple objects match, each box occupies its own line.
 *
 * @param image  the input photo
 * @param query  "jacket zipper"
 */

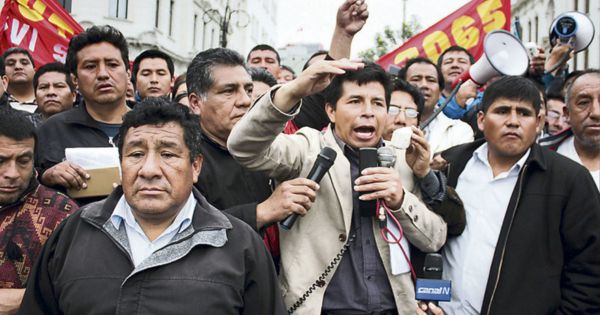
xmin=485 ymin=163 xmax=528 ymax=315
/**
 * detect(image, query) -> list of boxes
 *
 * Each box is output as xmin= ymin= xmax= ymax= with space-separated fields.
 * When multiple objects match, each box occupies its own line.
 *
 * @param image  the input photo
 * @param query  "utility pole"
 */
xmin=203 ymin=0 xmax=249 ymax=48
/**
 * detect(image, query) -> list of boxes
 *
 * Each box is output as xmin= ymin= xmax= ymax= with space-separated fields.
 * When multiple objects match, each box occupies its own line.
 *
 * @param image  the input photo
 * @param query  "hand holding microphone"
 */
xmin=279 ymin=147 xmax=337 ymax=230
xmin=355 ymin=147 xmax=404 ymax=210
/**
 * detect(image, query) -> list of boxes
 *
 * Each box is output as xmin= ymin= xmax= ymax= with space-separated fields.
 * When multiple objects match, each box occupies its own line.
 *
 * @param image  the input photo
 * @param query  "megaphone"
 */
xmin=550 ymin=11 xmax=595 ymax=53
xmin=453 ymin=30 xmax=529 ymax=88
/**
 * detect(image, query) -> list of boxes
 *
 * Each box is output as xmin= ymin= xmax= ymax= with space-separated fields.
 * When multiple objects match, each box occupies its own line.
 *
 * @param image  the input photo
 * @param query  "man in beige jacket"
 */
xmin=229 ymin=60 xmax=459 ymax=314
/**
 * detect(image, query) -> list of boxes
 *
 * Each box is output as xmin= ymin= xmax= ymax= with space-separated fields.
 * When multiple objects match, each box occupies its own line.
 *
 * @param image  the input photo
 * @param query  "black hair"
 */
xmin=0 ymin=57 xmax=4 ymax=77
xmin=0 ymin=109 xmax=37 ymax=148
xmin=565 ymin=69 xmax=600 ymax=106
xmin=480 ymin=76 xmax=541 ymax=114
xmin=118 ymin=97 xmax=202 ymax=162
xmin=172 ymin=72 xmax=187 ymax=101
xmin=324 ymin=61 xmax=391 ymax=110
xmin=248 ymin=67 xmax=277 ymax=87
xmin=399 ymin=57 xmax=444 ymax=90
xmin=247 ymin=44 xmax=280 ymax=64
xmin=392 ymin=78 xmax=425 ymax=121
xmin=187 ymin=48 xmax=247 ymax=98
xmin=437 ymin=46 xmax=475 ymax=68
xmin=280 ymin=65 xmax=296 ymax=77
xmin=131 ymin=49 xmax=175 ymax=84
xmin=66 ymin=25 xmax=129 ymax=76
xmin=303 ymin=50 xmax=329 ymax=70
xmin=2 ymin=47 xmax=35 ymax=68
xmin=33 ymin=62 xmax=75 ymax=92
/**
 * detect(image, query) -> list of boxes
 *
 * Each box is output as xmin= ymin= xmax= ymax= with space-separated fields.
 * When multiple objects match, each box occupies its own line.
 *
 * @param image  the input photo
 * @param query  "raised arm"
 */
xmin=329 ymin=0 xmax=369 ymax=59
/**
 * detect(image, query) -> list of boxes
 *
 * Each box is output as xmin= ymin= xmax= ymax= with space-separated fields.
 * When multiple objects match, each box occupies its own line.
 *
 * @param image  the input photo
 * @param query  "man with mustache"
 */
xmin=18 ymin=98 xmax=284 ymax=314
xmin=35 ymin=25 xmax=131 ymax=204
xmin=33 ymin=62 xmax=76 ymax=123
xmin=540 ymin=70 xmax=600 ymax=191
xmin=440 ymin=76 xmax=600 ymax=314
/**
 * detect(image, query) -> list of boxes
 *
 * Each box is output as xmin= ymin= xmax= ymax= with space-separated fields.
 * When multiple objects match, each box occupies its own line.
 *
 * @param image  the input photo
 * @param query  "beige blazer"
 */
xmin=228 ymin=92 xmax=447 ymax=315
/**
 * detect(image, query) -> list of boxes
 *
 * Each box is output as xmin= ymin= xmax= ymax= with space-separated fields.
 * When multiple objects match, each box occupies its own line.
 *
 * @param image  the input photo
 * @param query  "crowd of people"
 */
xmin=0 ymin=0 xmax=599 ymax=314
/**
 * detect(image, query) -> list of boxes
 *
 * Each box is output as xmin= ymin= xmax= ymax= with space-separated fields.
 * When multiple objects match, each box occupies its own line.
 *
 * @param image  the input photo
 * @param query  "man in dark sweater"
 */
xmin=0 ymin=111 xmax=77 ymax=314
xmin=187 ymin=48 xmax=316 ymax=238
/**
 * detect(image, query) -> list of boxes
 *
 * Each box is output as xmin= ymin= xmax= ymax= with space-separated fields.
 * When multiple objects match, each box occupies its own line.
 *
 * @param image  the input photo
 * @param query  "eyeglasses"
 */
xmin=388 ymin=106 xmax=419 ymax=118
xmin=546 ymin=110 xmax=567 ymax=122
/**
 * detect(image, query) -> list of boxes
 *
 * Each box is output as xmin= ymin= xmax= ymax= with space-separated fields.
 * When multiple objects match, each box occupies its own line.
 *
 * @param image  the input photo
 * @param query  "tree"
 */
xmin=358 ymin=17 xmax=421 ymax=62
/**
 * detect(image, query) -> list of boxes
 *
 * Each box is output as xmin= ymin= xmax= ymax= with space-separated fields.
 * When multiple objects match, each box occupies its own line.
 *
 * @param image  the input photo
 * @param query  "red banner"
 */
xmin=377 ymin=0 xmax=511 ymax=71
xmin=0 ymin=0 xmax=83 ymax=66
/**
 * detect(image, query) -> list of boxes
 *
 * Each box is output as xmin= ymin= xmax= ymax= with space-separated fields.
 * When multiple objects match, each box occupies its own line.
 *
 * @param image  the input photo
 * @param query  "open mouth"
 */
xmin=354 ymin=126 xmax=376 ymax=141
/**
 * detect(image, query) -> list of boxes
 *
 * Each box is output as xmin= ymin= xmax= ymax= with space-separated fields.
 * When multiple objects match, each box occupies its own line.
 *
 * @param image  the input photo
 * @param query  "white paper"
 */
xmin=390 ymin=127 xmax=412 ymax=150
xmin=65 ymin=147 xmax=120 ymax=170
xmin=388 ymin=219 xmax=411 ymax=275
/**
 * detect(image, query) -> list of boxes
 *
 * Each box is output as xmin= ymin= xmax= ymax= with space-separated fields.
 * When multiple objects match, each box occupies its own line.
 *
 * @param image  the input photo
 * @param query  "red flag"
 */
xmin=377 ymin=0 xmax=511 ymax=71
xmin=0 ymin=0 xmax=83 ymax=66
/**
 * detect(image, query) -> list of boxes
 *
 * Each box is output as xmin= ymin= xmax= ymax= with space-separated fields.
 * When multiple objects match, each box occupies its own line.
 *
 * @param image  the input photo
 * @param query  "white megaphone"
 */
xmin=452 ymin=30 xmax=529 ymax=88
xmin=550 ymin=11 xmax=595 ymax=53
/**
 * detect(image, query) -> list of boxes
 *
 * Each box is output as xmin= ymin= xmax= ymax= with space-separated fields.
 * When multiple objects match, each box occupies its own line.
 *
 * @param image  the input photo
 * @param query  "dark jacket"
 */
xmin=18 ymin=187 xmax=285 ymax=315
xmin=196 ymin=131 xmax=271 ymax=230
xmin=35 ymin=102 xmax=119 ymax=176
xmin=442 ymin=139 xmax=600 ymax=315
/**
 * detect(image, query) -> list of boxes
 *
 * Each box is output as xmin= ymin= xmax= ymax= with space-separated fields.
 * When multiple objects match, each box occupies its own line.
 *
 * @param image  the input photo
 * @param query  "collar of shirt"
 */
xmin=472 ymin=143 xmax=530 ymax=180
xmin=110 ymin=192 xmax=196 ymax=242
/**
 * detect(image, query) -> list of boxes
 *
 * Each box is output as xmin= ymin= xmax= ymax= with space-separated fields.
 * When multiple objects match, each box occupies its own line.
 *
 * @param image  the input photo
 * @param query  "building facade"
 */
xmin=512 ymin=0 xmax=599 ymax=71
xmin=60 ymin=0 xmax=277 ymax=74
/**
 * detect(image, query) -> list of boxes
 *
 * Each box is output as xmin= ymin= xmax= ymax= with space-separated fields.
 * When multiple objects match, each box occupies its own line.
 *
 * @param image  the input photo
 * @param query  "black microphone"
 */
xmin=359 ymin=147 xmax=378 ymax=217
xmin=416 ymin=253 xmax=451 ymax=315
xmin=280 ymin=146 xmax=337 ymax=230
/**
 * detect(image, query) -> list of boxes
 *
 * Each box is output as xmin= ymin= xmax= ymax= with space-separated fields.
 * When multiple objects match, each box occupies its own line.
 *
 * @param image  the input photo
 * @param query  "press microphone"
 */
xmin=377 ymin=146 xmax=396 ymax=168
xmin=280 ymin=146 xmax=337 ymax=230
xmin=415 ymin=253 xmax=451 ymax=314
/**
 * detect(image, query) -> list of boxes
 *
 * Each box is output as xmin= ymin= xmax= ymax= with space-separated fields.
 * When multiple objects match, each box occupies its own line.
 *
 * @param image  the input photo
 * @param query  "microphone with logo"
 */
xmin=280 ymin=146 xmax=337 ymax=230
xmin=416 ymin=253 xmax=451 ymax=314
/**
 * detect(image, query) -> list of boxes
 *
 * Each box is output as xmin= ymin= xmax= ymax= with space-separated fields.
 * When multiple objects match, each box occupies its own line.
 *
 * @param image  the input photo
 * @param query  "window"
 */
xmin=108 ymin=0 xmax=127 ymax=19
xmin=155 ymin=0 xmax=160 ymax=28
xmin=57 ymin=0 xmax=72 ymax=12
xmin=193 ymin=14 xmax=198 ymax=47
xmin=168 ymin=0 xmax=174 ymax=36
xmin=534 ymin=16 xmax=538 ymax=43
xmin=211 ymin=28 xmax=216 ymax=47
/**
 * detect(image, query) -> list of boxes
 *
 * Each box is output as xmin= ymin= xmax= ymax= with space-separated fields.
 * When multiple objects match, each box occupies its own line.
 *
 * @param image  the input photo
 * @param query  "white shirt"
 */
xmin=440 ymin=143 xmax=530 ymax=314
xmin=423 ymin=111 xmax=474 ymax=156
xmin=557 ymin=135 xmax=600 ymax=191
xmin=110 ymin=193 xmax=196 ymax=267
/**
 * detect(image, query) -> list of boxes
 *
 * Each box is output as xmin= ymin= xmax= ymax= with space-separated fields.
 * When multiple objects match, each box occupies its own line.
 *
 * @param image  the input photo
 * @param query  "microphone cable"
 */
xmin=376 ymin=199 xmax=417 ymax=281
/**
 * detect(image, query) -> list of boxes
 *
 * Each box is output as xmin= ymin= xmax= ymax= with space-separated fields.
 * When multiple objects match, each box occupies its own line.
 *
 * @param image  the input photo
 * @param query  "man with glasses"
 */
xmin=545 ymin=95 xmax=569 ymax=135
xmin=383 ymin=79 xmax=424 ymax=141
